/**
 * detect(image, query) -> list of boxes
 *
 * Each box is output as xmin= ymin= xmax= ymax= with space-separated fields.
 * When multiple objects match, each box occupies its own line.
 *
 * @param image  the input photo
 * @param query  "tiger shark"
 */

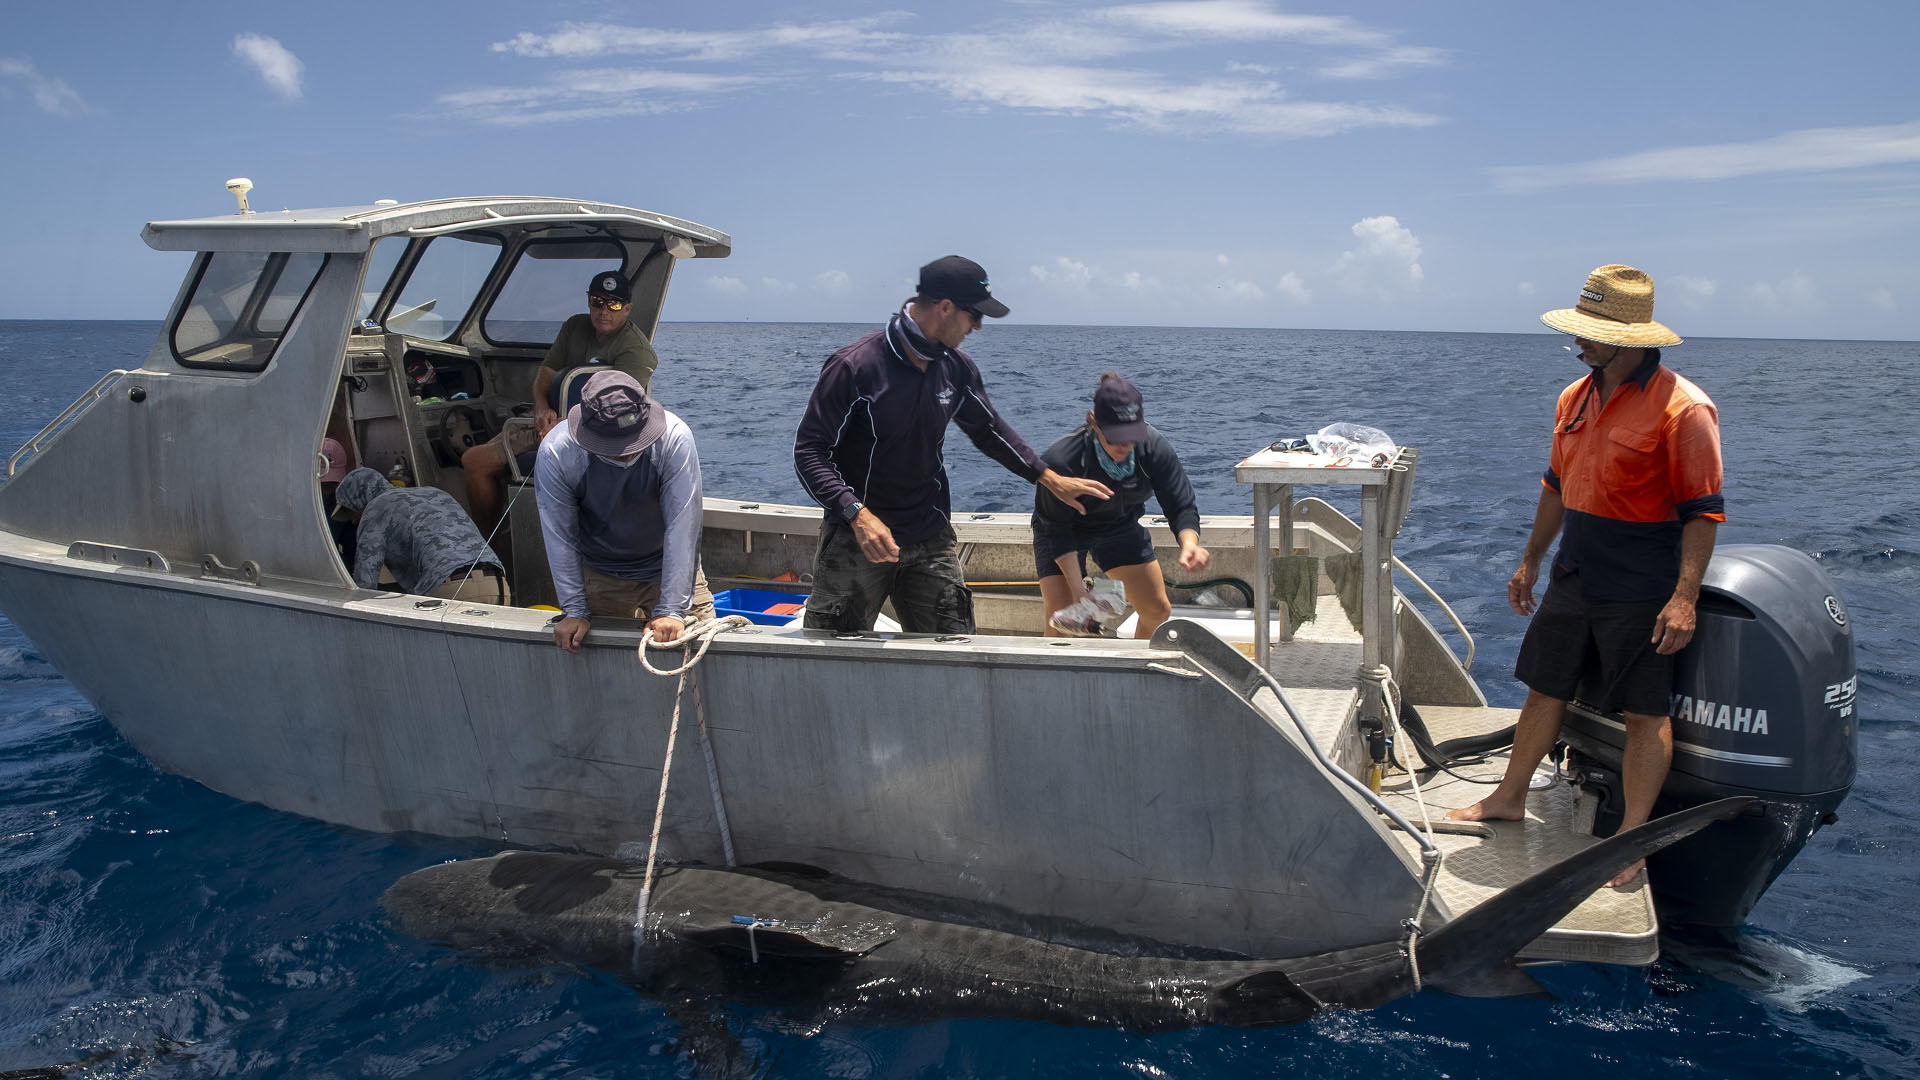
xmin=382 ymin=797 xmax=1748 ymax=1031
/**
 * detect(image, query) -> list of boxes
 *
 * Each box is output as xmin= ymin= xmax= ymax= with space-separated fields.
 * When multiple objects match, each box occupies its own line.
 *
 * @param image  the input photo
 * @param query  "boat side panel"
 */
xmin=0 ymin=556 xmax=1425 ymax=956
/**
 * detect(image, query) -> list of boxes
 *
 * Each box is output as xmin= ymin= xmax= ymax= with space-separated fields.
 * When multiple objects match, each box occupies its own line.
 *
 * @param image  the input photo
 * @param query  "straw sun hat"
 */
xmin=1540 ymin=264 xmax=1682 ymax=348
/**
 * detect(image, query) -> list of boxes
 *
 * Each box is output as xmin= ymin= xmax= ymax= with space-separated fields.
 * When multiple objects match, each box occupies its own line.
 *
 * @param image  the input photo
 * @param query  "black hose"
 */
xmin=1398 ymin=702 xmax=1514 ymax=785
xmin=1170 ymin=576 xmax=1255 ymax=606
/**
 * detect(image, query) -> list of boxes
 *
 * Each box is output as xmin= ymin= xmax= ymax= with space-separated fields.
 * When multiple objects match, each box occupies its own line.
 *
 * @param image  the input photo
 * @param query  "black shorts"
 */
xmin=1514 ymin=579 xmax=1673 ymax=716
xmin=1033 ymin=518 xmax=1157 ymax=580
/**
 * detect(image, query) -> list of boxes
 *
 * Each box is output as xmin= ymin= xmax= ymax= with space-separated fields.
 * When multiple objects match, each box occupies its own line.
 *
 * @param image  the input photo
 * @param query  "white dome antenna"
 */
xmin=225 ymin=177 xmax=254 ymax=215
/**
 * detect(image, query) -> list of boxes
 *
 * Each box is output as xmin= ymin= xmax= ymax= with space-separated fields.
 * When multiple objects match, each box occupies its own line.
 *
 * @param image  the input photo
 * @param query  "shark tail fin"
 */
xmin=1418 ymin=796 xmax=1754 ymax=997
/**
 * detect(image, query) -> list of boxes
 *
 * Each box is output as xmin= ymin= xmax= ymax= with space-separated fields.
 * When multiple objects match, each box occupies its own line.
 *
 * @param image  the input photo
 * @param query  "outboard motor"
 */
xmin=1558 ymin=544 xmax=1857 ymax=927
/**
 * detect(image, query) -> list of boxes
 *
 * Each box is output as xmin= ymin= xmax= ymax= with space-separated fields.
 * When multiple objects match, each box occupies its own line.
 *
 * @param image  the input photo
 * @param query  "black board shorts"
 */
xmin=1514 ymin=578 xmax=1674 ymax=716
xmin=1033 ymin=518 xmax=1158 ymax=580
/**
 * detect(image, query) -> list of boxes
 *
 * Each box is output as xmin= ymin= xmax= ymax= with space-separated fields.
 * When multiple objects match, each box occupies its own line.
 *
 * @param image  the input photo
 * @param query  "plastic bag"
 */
xmin=1048 ymin=581 xmax=1129 ymax=637
xmin=1306 ymin=422 xmax=1395 ymax=464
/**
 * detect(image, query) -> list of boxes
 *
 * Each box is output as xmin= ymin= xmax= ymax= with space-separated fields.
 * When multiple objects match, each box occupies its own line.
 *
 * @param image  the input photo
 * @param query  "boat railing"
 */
xmin=1293 ymin=497 xmax=1476 ymax=672
xmin=8 ymin=369 xmax=129 ymax=478
xmin=1391 ymin=555 xmax=1476 ymax=672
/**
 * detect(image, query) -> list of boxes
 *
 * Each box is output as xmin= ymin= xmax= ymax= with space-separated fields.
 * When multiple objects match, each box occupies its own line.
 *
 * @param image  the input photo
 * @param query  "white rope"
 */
xmin=1362 ymin=662 xmax=1444 ymax=992
xmin=630 ymin=615 xmax=751 ymax=942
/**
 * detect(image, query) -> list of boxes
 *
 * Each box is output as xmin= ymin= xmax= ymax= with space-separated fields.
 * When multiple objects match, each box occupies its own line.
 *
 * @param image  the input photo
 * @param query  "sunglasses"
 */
xmin=588 ymin=296 xmax=628 ymax=311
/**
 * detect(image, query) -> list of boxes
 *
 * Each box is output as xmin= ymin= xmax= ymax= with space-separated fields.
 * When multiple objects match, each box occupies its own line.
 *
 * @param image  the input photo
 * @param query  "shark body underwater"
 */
xmin=381 ymin=798 xmax=1749 ymax=1032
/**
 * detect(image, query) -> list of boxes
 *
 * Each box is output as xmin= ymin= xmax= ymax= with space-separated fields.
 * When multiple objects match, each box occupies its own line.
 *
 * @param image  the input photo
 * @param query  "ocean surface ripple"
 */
xmin=1 ymin=320 xmax=1915 ymax=1077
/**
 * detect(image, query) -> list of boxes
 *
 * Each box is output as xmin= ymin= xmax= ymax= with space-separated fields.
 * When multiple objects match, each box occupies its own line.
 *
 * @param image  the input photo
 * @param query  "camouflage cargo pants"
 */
xmin=803 ymin=520 xmax=974 ymax=634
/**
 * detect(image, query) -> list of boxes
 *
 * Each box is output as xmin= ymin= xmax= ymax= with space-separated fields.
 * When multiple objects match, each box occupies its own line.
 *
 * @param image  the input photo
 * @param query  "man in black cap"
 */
xmin=793 ymin=255 xmax=1112 ymax=633
xmin=535 ymin=370 xmax=713 ymax=652
xmin=464 ymin=270 xmax=661 ymax=542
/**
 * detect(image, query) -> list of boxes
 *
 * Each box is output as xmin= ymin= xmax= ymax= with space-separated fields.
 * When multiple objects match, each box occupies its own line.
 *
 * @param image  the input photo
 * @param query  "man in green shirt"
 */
xmin=462 ymin=270 xmax=659 ymax=541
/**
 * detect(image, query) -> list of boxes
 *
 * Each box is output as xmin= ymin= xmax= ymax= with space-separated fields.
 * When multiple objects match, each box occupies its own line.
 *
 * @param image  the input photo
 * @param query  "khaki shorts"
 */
xmin=430 ymin=568 xmax=512 ymax=606
xmin=582 ymin=563 xmax=717 ymax=624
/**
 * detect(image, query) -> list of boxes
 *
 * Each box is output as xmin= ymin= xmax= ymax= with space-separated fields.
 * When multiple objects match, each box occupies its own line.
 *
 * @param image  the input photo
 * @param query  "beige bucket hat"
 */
xmin=1540 ymin=264 xmax=1682 ymax=347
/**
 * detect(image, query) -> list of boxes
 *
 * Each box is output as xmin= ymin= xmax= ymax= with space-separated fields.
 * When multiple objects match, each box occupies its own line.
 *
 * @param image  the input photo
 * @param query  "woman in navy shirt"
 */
xmin=1033 ymin=374 xmax=1209 ymax=637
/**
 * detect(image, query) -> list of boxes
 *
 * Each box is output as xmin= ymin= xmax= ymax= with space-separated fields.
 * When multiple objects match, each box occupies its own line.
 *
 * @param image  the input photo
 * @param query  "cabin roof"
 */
xmin=141 ymin=196 xmax=731 ymax=257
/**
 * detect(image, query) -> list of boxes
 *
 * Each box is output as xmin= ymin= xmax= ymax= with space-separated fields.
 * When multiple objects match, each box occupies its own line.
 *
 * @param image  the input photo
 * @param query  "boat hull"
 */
xmin=0 ymin=538 xmax=1432 ymax=958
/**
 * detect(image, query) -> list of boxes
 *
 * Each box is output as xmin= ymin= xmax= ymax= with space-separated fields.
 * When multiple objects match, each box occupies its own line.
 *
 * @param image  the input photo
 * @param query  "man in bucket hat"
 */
xmin=1450 ymin=265 xmax=1725 ymax=889
xmin=534 ymin=370 xmax=713 ymax=652
xmin=464 ymin=269 xmax=661 ymax=544
xmin=793 ymin=255 xmax=1113 ymax=633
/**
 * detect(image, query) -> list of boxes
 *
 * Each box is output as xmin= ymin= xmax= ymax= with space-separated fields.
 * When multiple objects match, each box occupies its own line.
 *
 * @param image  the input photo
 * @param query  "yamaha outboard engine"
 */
xmin=1558 ymin=544 xmax=1856 ymax=927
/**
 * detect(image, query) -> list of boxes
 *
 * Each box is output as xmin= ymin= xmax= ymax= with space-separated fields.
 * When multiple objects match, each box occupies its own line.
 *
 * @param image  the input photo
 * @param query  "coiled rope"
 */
xmin=631 ymin=615 xmax=751 ymax=946
xmin=1360 ymin=662 xmax=1444 ymax=991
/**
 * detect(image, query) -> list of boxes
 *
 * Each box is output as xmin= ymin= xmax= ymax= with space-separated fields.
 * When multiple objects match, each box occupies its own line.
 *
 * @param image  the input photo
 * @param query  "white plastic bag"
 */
xmin=1306 ymin=422 xmax=1396 ymax=464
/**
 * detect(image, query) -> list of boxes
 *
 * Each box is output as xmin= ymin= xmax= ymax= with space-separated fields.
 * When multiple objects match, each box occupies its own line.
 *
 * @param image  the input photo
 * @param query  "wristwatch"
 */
xmin=842 ymin=500 xmax=865 ymax=523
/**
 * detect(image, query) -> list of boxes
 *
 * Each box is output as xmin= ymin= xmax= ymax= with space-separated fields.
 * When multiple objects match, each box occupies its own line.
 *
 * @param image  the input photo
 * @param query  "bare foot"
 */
xmin=1445 ymin=799 xmax=1526 ymax=823
xmin=1606 ymin=860 xmax=1645 ymax=889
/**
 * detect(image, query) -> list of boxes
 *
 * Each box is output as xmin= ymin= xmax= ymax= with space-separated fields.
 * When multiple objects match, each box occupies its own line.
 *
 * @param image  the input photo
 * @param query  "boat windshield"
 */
xmin=385 ymin=235 xmax=501 ymax=342
xmin=483 ymin=239 xmax=627 ymax=347
xmin=172 ymin=250 xmax=327 ymax=371
xmin=354 ymin=238 xmax=404 ymax=328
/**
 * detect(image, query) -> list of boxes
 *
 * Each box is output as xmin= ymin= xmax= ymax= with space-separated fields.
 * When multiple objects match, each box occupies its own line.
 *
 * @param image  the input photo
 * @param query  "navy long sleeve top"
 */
xmin=794 ymin=313 xmax=1046 ymax=546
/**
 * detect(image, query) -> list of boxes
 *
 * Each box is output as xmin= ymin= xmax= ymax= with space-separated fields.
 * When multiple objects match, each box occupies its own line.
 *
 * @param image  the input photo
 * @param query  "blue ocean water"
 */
xmin=1 ymin=318 xmax=1916 ymax=1077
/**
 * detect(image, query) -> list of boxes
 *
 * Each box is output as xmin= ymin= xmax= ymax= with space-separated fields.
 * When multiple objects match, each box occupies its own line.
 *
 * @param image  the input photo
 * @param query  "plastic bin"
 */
xmin=712 ymin=588 xmax=807 ymax=626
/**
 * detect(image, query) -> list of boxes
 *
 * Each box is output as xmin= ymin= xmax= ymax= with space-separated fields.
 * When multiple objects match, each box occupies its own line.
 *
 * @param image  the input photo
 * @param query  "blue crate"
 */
xmin=712 ymin=588 xmax=807 ymax=626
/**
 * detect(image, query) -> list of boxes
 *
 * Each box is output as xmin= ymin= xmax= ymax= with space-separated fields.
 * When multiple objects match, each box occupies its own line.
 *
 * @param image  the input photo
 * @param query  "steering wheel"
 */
xmin=435 ymin=403 xmax=495 ymax=455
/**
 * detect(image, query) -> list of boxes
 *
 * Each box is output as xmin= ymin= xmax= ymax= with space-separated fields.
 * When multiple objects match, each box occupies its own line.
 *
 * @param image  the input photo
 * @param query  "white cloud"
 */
xmin=1517 ymin=281 xmax=1536 ymax=296
xmin=814 ymin=270 xmax=851 ymax=292
xmin=0 ymin=57 xmax=88 ymax=116
xmin=438 ymin=68 xmax=762 ymax=124
xmin=1030 ymin=256 xmax=1095 ymax=289
xmin=1319 ymin=46 xmax=1446 ymax=80
xmin=1095 ymin=2 xmax=1386 ymax=47
xmin=231 ymin=33 xmax=304 ymax=101
xmin=705 ymin=275 xmax=748 ymax=295
xmin=1868 ymin=286 xmax=1897 ymax=311
xmin=1491 ymin=121 xmax=1920 ymax=191
xmin=1748 ymin=271 xmax=1821 ymax=315
xmin=491 ymin=16 xmax=909 ymax=61
xmin=1119 ymin=270 xmax=1161 ymax=292
xmin=1217 ymin=278 xmax=1265 ymax=302
xmin=1276 ymin=271 xmax=1310 ymax=302
xmin=761 ymin=277 xmax=796 ymax=294
xmin=476 ymin=4 xmax=1446 ymax=137
xmin=1666 ymin=275 xmax=1718 ymax=310
xmin=1334 ymin=215 xmax=1423 ymax=287
xmin=1215 ymin=253 xmax=1231 ymax=265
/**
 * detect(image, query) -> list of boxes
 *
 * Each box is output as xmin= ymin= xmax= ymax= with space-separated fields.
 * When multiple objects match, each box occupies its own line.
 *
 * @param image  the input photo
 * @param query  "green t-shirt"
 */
xmin=541 ymin=314 xmax=659 ymax=409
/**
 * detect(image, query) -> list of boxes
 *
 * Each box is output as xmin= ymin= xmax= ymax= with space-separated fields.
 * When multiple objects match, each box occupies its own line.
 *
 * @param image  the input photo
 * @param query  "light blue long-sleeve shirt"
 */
xmin=534 ymin=412 xmax=702 ymax=620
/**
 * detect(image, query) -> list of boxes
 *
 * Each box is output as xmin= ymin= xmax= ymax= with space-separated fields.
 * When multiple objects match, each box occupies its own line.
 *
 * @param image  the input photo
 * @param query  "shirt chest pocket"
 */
xmin=1599 ymin=426 xmax=1665 ymax=506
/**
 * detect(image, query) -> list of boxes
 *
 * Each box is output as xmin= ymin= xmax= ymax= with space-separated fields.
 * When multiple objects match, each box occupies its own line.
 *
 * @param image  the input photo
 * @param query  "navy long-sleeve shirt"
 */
xmin=1031 ymin=425 xmax=1202 ymax=545
xmin=794 ymin=313 xmax=1046 ymax=546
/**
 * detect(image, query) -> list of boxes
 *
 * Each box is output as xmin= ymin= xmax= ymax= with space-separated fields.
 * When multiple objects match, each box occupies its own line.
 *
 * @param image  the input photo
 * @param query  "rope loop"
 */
xmin=637 ymin=614 xmax=753 ymax=676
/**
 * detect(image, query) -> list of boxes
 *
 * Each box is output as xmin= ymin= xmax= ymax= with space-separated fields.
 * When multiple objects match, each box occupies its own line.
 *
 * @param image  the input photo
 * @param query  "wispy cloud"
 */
xmin=438 ymin=68 xmax=762 ymax=124
xmin=814 ymin=270 xmax=851 ymax=293
xmin=1749 ymin=271 xmax=1821 ymax=315
xmin=232 ymin=33 xmax=304 ymax=101
xmin=1666 ymin=275 xmax=1719 ymax=310
xmin=1276 ymin=271 xmax=1310 ymax=302
xmin=705 ymin=274 xmax=748 ymax=295
xmin=1868 ymin=286 xmax=1896 ymax=312
xmin=468 ymin=3 xmax=1445 ymax=135
xmin=0 ymin=56 xmax=88 ymax=116
xmin=1491 ymin=121 xmax=1920 ymax=191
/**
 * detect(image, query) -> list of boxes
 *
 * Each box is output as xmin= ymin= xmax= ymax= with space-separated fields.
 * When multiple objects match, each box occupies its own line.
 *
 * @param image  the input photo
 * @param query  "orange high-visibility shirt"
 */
xmin=1543 ymin=357 xmax=1725 ymax=602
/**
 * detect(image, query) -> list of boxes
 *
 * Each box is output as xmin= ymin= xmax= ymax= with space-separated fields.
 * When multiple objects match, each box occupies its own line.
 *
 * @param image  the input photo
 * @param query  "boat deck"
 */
xmin=1376 ymin=704 xmax=1658 ymax=965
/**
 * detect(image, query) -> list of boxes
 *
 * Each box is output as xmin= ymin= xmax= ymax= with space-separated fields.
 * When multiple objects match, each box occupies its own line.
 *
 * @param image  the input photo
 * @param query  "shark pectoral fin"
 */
xmin=684 ymin=922 xmax=897 ymax=960
xmin=1211 ymin=970 xmax=1323 ymax=1026
xmin=1427 ymin=960 xmax=1552 ymax=1000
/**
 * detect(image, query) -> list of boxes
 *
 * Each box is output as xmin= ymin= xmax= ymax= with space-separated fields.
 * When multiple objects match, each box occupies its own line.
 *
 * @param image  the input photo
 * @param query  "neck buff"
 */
xmin=890 ymin=309 xmax=948 ymax=363
xmin=1091 ymin=429 xmax=1136 ymax=482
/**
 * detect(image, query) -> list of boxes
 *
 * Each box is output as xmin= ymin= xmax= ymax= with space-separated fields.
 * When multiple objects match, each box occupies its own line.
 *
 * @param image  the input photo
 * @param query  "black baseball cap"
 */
xmin=587 ymin=270 xmax=632 ymax=303
xmin=1092 ymin=375 xmax=1149 ymax=443
xmin=917 ymin=255 xmax=1009 ymax=319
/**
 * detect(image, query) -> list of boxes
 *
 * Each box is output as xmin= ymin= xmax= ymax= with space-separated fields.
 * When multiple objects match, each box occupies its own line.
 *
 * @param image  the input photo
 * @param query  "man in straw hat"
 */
xmin=1449 ymin=265 xmax=1725 ymax=888
xmin=534 ymin=370 xmax=714 ymax=653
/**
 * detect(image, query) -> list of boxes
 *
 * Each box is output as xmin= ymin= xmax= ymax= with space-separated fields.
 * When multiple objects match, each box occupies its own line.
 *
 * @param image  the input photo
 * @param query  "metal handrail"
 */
xmin=7 ymin=369 xmax=129 ymax=478
xmin=1390 ymin=555 xmax=1476 ymax=672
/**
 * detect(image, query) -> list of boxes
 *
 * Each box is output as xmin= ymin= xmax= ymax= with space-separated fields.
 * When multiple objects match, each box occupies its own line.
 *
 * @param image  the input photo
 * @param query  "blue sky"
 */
xmin=2 ymin=1 xmax=1916 ymax=340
